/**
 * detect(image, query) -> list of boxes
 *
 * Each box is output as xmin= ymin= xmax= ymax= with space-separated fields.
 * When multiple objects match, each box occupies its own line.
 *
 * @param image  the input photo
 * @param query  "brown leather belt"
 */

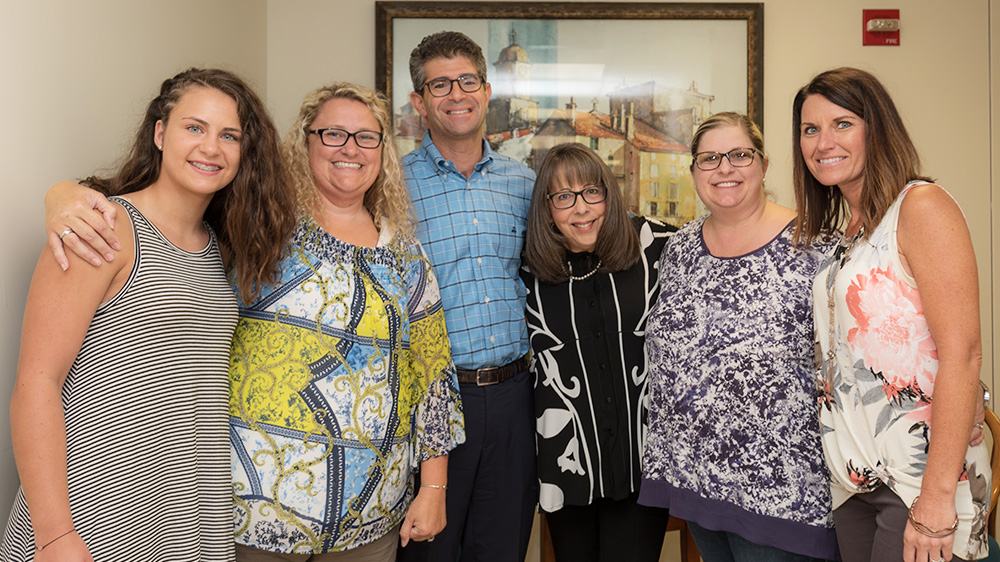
xmin=456 ymin=355 xmax=529 ymax=386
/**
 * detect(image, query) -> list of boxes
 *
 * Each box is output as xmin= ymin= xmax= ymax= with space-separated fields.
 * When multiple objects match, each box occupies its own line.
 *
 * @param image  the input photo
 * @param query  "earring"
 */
xmin=157 ymin=145 xmax=162 ymax=150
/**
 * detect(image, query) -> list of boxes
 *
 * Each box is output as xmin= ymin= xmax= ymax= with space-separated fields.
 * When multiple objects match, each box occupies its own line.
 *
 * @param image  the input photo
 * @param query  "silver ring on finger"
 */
xmin=59 ymin=228 xmax=75 ymax=240
xmin=931 ymin=557 xmax=945 ymax=562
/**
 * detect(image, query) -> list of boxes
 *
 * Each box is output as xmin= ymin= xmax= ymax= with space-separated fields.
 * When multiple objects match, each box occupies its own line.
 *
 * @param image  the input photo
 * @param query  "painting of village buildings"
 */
xmin=391 ymin=18 xmax=750 ymax=226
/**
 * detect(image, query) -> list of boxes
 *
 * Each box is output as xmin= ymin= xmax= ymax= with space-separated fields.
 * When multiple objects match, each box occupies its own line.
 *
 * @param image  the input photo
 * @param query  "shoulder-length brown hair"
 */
xmin=792 ymin=67 xmax=931 ymax=243
xmin=523 ymin=143 xmax=639 ymax=284
xmin=283 ymin=82 xmax=413 ymax=240
xmin=83 ymin=67 xmax=296 ymax=303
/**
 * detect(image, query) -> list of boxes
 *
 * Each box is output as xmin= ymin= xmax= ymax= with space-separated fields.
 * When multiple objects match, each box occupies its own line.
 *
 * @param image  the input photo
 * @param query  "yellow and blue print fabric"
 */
xmin=229 ymin=218 xmax=464 ymax=553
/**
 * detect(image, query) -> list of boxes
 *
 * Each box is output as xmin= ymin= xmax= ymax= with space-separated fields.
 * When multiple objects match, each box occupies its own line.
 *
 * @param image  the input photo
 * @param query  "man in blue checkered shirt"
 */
xmin=396 ymin=31 xmax=537 ymax=562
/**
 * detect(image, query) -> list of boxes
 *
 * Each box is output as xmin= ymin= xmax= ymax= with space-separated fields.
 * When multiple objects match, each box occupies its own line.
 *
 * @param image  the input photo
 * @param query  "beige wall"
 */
xmin=0 ymin=0 xmax=267 ymax=511
xmin=993 ymin=0 xmax=1000 ymax=409
xmin=0 ymin=1 xmax=994 ymax=559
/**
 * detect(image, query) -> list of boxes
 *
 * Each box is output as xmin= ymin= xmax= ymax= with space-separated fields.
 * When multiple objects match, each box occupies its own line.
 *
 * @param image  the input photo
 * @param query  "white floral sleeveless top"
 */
xmin=814 ymin=181 xmax=989 ymax=560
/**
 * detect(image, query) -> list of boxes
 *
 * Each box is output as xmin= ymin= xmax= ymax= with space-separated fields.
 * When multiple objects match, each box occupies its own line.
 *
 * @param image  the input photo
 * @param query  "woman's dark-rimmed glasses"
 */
xmin=693 ymin=148 xmax=761 ymax=171
xmin=548 ymin=186 xmax=608 ymax=209
xmin=308 ymin=128 xmax=383 ymax=149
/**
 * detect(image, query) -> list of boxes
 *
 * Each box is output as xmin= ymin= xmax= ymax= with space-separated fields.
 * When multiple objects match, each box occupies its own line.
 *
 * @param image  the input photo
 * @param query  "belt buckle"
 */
xmin=476 ymin=367 xmax=499 ymax=386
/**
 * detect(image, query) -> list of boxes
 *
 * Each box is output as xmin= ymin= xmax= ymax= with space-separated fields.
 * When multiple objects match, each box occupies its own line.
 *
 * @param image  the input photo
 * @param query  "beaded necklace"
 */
xmin=820 ymin=228 xmax=864 ymax=388
xmin=564 ymin=259 xmax=602 ymax=281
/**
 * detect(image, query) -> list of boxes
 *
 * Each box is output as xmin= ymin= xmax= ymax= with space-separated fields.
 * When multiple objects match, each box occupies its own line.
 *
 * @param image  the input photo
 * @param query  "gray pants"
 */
xmin=832 ymin=485 xmax=968 ymax=562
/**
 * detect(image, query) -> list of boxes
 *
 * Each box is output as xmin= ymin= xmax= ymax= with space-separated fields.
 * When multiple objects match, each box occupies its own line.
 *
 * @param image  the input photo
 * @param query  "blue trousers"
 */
xmin=398 ymin=369 xmax=538 ymax=562
xmin=687 ymin=522 xmax=831 ymax=562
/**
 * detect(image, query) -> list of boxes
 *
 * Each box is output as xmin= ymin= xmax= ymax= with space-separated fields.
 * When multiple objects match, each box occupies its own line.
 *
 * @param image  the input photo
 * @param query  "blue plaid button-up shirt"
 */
xmin=403 ymin=131 xmax=533 ymax=369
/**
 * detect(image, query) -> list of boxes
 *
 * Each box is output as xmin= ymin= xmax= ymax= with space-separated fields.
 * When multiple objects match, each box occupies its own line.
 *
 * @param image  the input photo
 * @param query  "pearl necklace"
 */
xmin=564 ymin=259 xmax=602 ymax=281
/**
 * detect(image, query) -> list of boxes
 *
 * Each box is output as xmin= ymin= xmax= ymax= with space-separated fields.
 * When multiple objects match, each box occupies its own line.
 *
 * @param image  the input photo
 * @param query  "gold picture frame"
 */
xmin=376 ymin=1 xmax=763 ymax=225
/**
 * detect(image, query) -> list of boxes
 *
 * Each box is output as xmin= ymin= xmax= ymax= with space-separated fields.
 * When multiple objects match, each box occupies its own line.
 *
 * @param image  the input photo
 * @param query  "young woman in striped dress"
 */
xmin=1 ymin=68 xmax=295 ymax=562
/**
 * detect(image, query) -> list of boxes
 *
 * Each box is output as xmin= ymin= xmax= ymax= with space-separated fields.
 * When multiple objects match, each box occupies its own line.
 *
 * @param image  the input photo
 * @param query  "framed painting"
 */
xmin=375 ymin=2 xmax=763 ymax=225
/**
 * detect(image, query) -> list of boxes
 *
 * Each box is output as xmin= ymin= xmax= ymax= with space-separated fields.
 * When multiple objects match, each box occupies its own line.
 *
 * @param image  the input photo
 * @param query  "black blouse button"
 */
xmin=605 ymin=396 xmax=612 ymax=404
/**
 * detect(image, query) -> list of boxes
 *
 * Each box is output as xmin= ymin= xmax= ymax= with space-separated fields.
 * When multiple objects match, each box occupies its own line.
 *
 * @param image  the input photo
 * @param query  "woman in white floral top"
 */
xmin=793 ymin=67 xmax=989 ymax=562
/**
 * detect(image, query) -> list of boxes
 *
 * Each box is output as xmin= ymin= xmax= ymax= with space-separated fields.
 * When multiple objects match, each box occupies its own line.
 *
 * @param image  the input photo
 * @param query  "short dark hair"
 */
xmin=523 ymin=143 xmax=640 ymax=284
xmin=792 ymin=67 xmax=931 ymax=244
xmin=409 ymin=31 xmax=488 ymax=92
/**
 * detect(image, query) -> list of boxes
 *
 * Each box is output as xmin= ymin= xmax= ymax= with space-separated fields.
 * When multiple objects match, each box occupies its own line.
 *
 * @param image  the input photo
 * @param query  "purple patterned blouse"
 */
xmin=639 ymin=217 xmax=837 ymax=560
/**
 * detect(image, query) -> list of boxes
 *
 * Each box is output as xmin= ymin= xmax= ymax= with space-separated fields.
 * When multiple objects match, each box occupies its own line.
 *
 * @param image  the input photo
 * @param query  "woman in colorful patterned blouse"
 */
xmin=794 ymin=67 xmax=989 ymax=562
xmin=640 ymin=113 xmax=838 ymax=561
xmin=228 ymin=83 xmax=464 ymax=561
xmin=521 ymin=143 xmax=675 ymax=562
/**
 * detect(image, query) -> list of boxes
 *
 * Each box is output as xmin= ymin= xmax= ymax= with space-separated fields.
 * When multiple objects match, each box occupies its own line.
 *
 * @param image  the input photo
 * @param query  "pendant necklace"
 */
xmin=821 ymin=228 xmax=864 ymax=389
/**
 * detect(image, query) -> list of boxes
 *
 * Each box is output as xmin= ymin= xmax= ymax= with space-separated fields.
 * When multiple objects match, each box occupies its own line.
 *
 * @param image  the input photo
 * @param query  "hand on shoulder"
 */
xmin=36 ymin=198 xmax=134 ymax=309
xmin=45 ymin=180 xmax=121 ymax=270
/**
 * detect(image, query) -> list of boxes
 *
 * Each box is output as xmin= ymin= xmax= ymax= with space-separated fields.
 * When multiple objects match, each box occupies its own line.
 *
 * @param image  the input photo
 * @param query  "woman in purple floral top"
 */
xmin=639 ymin=112 xmax=838 ymax=562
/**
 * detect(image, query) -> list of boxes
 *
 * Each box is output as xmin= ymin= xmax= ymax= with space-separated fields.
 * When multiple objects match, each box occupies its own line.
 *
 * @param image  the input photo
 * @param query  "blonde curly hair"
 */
xmin=283 ymin=82 xmax=413 ymax=238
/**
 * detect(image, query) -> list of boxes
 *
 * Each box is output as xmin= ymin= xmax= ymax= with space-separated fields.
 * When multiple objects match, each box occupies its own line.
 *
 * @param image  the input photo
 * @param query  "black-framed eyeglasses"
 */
xmin=693 ymin=148 xmax=761 ymax=171
xmin=308 ymin=128 xmax=383 ymax=149
xmin=421 ymin=74 xmax=485 ymax=97
xmin=547 ymin=185 xmax=608 ymax=210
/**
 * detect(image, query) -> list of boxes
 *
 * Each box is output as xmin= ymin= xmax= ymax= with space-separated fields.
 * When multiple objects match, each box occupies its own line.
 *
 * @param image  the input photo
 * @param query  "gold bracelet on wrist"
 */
xmin=908 ymin=496 xmax=959 ymax=538
xmin=420 ymin=483 xmax=447 ymax=490
xmin=36 ymin=528 xmax=75 ymax=552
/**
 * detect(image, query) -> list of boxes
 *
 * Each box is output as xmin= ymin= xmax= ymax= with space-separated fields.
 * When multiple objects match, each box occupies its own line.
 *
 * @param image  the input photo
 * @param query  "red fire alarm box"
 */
xmin=863 ymin=9 xmax=900 ymax=46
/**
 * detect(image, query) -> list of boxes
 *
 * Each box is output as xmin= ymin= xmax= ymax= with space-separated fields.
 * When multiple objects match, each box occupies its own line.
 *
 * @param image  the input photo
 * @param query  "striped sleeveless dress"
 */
xmin=1 ymin=196 xmax=238 ymax=561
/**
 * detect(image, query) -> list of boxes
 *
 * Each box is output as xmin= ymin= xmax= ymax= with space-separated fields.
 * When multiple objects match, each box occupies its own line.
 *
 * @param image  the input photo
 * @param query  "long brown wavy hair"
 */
xmin=523 ymin=143 xmax=639 ymax=283
xmin=83 ymin=67 xmax=296 ymax=302
xmin=792 ymin=67 xmax=931 ymax=244
xmin=283 ymin=82 xmax=413 ymax=239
